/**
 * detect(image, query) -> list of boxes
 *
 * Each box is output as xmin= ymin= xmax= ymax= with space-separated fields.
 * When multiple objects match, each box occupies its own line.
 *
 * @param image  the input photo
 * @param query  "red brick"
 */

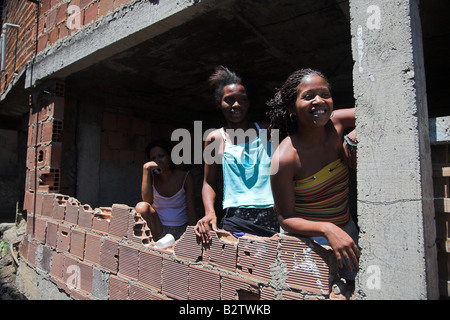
xmin=260 ymin=286 xmax=277 ymax=300
xmin=98 ymin=0 xmax=114 ymax=17
xmin=138 ymin=250 xmax=162 ymax=291
xmin=41 ymin=192 xmax=56 ymax=218
xmin=37 ymin=168 xmax=60 ymax=193
xmin=161 ymin=258 xmax=189 ymax=300
xmin=46 ymin=8 xmax=57 ymax=30
xmin=33 ymin=216 xmax=47 ymax=243
xmin=35 ymin=143 xmax=62 ymax=168
xmin=127 ymin=211 xmax=152 ymax=245
xmin=33 ymin=192 xmax=44 ymax=216
xmin=38 ymin=96 xmax=65 ymax=122
xmin=78 ymin=204 xmax=93 ymax=229
xmin=58 ymin=22 xmax=69 ymax=40
xmin=50 ymin=250 xmax=64 ymax=279
xmin=109 ymin=204 xmax=131 ymax=239
xmin=23 ymin=191 xmax=35 ymax=214
xmin=129 ymin=283 xmax=156 ymax=300
xmin=100 ymin=238 xmax=119 ymax=273
xmin=48 ymin=26 xmax=59 ymax=45
xmin=70 ymin=228 xmax=85 ymax=259
xmin=279 ymin=234 xmax=336 ymax=295
xmin=188 ymin=266 xmax=220 ymax=300
xmin=64 ymin=198 xmax=80 ymax=225
xmin=53 ymin=194 xmax=69 ymax=221
xmin=92 ymin=207 xmax=111 ymax=234
xmin=173 ymin=226 xmax=202 ymax=263
xmin=237 ymin=234 xmax=278 ymax=281
xmin=41 ymin=119 xmax=63 ymax=144
xmin=221 ymin=273 xmax=260 ymax=300
xmin=56 ymin=3 xmax=68 ymax=25
xmin=113 ymin=0 xmax=130 ymax=10
xmin=56 ymin=224 xmax=71 ymax=252
xmin=78 ymin=261 xmax=93 ymax=294
xmin=83 ymin=2 xmax=98 ymax=26
xmin=45 ymin=221 xmax=59 ymax=248
xmin=63 ymin=254 xmax=79 ymax=287
xmin=70 ymin=290 xmax=91 ymax=300
xmin=281 ymin=290 xmax=304 ymax=300
xmin=110 ymin=275 xmax=129 ymax=300
xmin=118 ymin=244 xmax=139 ymax=280
xmin=84 ymin=232 xmax=102 ymax=265
xmin=37 ymin=34 xmax=48 ymax=53
xmin=203 ymin=230 xmax=237 ymax=271
xmin=80 ymin=0 xmax=94 ymax=10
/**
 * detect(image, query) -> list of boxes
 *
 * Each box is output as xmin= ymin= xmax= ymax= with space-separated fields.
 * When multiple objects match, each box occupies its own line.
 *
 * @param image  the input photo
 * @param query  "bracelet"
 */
xmin=344 ymin=135 xmax=358 ymax=147
xmin=346 ymin=135 xmax=358 ymax=144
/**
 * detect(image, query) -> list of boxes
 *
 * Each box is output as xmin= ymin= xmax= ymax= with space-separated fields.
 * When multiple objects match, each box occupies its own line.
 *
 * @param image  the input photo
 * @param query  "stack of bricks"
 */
xmin=19 ymin=190 xmax=341 ymax=300
xmin=25 ymin=81 xmax=65 ymax=210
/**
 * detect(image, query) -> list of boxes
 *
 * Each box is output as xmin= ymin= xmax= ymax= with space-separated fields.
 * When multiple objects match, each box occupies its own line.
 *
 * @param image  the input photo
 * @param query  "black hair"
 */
xmin=144 ymin=139 xmax=176 ymax=169
xmin=266 ymin=68 xmax=331 ymax=140
xmin=209 ymin=66 xmax=245 ymax=105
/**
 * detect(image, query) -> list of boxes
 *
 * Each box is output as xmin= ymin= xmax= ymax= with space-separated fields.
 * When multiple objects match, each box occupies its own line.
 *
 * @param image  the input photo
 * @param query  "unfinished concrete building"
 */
xmin=0 ymin=0 xmax=448 ymax=300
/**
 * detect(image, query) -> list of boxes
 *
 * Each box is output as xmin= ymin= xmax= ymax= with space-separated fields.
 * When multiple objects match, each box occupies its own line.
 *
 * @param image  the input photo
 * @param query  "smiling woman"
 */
xmin=194 ymin=66 xmax=279 ymax=242
xmin=267 ymin=68 xmax=358 ymax=287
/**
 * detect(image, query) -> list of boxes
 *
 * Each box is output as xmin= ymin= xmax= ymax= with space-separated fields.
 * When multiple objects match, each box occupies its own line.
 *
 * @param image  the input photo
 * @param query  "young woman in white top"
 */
xmin=135 ymin=139 xmax=196 ymax=240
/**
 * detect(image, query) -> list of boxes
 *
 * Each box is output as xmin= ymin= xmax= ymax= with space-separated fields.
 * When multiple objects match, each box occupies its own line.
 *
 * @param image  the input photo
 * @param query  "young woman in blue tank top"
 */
xmin=194 ymin=66 xmax=279 ymax=243
xmin=135 ymin=139 xmax=196 ymax=241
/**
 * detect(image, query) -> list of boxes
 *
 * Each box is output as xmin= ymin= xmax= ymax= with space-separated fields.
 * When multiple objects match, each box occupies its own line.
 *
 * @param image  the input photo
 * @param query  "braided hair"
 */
xmin=267 ymin=68 xmax=331 ymax=140
xmin=209 ymin=66 xmax=244 ymax=105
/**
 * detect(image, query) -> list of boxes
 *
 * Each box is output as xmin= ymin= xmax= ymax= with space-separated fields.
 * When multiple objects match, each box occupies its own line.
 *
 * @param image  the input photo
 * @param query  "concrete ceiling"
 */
xmin=66 ymin=0 xmax=354 ymax=127
xmin=1 ymin=0 xmax=448 ymax=126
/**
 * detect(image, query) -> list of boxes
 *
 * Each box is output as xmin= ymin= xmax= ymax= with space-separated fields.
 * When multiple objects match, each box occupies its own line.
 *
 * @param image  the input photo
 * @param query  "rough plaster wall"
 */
xmin=350 ymin=0 xmax=438 ymax=299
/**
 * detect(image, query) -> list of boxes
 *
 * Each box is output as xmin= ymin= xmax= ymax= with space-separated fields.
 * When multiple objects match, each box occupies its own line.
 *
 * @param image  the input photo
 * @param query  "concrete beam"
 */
xmin=25 ymin=0 xmax=231 ymax=88
xmin=350 ymin=0 xmax=439 ymax=299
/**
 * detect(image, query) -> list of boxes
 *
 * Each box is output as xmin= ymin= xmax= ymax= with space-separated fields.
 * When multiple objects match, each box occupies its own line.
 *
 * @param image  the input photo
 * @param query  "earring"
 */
xmin=289 ymin=113 xmax=297 ymax=122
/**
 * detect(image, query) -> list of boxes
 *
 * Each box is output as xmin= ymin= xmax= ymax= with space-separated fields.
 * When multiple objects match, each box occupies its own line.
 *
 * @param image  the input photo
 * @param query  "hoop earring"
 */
xmin=289 ymin=113 xmax=297 ymax=122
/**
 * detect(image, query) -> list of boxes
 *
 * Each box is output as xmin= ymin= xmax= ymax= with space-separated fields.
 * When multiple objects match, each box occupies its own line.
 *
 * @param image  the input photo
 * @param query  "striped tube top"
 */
xmin=293 ymin=158 xmax=350 ymax=227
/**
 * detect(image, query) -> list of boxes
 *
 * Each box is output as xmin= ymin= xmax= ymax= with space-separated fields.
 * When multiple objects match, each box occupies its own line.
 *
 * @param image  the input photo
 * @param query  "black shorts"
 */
xmin=220 ymin=207 xmax=279 ymax=237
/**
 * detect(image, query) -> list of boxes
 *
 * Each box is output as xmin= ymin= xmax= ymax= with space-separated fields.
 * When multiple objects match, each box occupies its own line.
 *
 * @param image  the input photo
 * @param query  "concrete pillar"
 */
xmin=349 ymin=0 xmax=439 ymax=299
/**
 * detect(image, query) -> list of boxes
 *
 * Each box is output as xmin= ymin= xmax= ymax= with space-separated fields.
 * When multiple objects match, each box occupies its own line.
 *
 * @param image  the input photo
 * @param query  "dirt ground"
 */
xmin=0 ymin=221 xmax=27 ymax=300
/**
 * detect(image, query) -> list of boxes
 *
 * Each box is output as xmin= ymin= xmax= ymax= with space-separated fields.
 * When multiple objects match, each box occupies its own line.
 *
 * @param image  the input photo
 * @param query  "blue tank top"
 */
xmin=220 ymin=123 xmax=274 ymax=209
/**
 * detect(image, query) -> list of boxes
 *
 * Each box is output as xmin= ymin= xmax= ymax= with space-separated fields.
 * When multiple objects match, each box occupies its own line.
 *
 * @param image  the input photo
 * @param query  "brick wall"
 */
xmin=0 ymin=0 xmax=135 ymax=96
xmin=36 ymin=0 xmax=135 ymax=55
xmin=19 ymin=78 xmax=346 ymax=300
xmin=19 ymin=192 xmax=343 ymax=300
xmin=0 ymin=1 xmax=35 ymax=92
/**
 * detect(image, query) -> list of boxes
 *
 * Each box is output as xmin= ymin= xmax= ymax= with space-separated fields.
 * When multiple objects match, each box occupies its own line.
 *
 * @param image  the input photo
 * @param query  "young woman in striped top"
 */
xmin=267 ymin=69 xmax=359 ymax=283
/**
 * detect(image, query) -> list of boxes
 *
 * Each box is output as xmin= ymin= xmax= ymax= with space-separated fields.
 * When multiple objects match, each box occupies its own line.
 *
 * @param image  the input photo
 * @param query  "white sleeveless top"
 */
xmin=152 ymin=171 xmax=189 ymax=226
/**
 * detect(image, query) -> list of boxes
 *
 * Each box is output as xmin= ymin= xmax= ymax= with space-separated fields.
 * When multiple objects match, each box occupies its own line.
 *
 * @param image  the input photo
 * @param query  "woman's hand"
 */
xmin=144 ymin=161 xmax=160 ymax=172
xmin=194 ymin=213 xmax=218 ymax=243
xmin=323 ymin=222 xmax=360 ymax=272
